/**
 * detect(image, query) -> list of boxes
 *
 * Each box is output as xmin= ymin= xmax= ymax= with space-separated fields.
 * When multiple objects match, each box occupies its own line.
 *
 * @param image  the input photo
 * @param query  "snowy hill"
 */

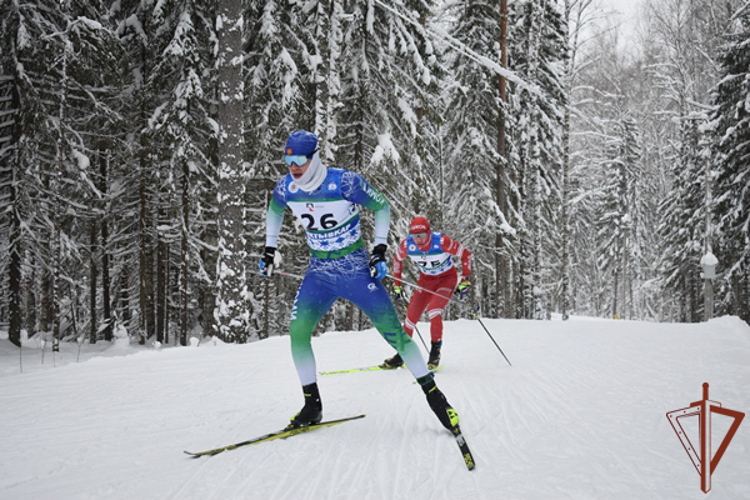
xmin=1 ymin=315 xmax=749 ymax=499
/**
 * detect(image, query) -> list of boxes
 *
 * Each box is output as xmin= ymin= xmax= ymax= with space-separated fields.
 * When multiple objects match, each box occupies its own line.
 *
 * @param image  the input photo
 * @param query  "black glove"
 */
xmin=393 ymin=285 xmax=405 ymax=303
xmin=369 ymin=244 xmax=388 ymax=280
xmin=259 ymin=246 xmax=276 ymax=276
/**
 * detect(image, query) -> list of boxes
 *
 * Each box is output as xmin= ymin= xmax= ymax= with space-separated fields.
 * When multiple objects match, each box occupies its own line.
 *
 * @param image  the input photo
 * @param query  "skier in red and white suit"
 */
xmin=380 ymin=216 xmax=471 ymax=370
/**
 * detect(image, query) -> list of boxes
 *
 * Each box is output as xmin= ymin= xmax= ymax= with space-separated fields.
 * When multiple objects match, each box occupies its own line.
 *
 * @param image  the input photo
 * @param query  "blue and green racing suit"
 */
xmin=265 ymin=167 xmax=430 ymax=385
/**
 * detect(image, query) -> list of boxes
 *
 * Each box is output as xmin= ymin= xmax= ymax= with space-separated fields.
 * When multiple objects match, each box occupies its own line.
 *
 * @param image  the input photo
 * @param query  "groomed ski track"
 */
xmin=1 ymin=315 xmax=749 ymax=499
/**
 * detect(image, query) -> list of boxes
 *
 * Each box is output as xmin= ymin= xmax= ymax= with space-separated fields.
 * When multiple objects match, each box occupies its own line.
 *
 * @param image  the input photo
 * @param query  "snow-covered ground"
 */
xmin=1 ymin=315 xmax=748 ymax=499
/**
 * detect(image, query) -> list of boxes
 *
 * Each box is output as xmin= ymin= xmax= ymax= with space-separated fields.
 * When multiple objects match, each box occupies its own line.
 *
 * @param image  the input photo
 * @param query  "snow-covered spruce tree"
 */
xmin=244 ymin=0 xmax=311 ymax=338
xmin=336 ymin=0 xmax=442 ymax=209
xmin=0 ymin=0 xmax=24 ymax=346
xmin=0 ymin=0 xmax=69 ymax=346
xmin=508 ymin=0 xmax=566 ymax=319
xmin=441 ymin=0 xmax=515 ymax=319
xmin=642 ymin=0 xmax=741 ymax=322
xmin=146 ymin=0 xmax=216 ymax=345
xmin=68 ymin=10 xmax=126 ymax=344
xmin=565 ymin=161 xmax=605 ymax=316
xmin=116 ymin=0 xmax=159 ymax=343
xmin=68 ymin=1 xmax=133 ymax=341
xmin=567 ymin=85 xmax=627 ymax=319
xmin=622 ymin=36 xmax=674 ymax=322
xmin=566 ymin=11 xmax=621 ymax=318
xmin=117 ymin=0 xmax=218 ymax=344
xmin=569 ymin=7 xmax=674 ymax=320
xmin=657 ymin=119 xmax=707 ymax=322
xmin=300 ymin=0 xmax=341 ymax=154
xmin=175 ymin=1 xmax=217 ymax=346
xmin=380 ymin=0 xmax=444 ymax=226
xmin=710 ymin=10 xmax=750 ymax=323
xmin=50 ymin=1 xmax=124 ymax=346
xmin=334 ymin=0 xmax=442 ymax=329
xmin=0 ymin=0 xmax=124 ymax=345
xmin=595 ymin=118 xmax=642 ymax=319
xmin=559 ymin=0 xmax=597 ymax=320
xmin=624 ymin=85 xmax=665 ymax=322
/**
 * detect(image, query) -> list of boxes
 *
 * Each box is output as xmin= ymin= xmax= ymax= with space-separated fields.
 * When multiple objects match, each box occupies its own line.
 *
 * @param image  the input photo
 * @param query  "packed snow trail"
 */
xmin=0 ymin=315 xmax=748 ymax=499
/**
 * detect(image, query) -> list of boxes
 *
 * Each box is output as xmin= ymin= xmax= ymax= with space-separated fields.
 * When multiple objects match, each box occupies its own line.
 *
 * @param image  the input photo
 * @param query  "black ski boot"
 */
xmin=427 ymin=341 xmax=442 ymax=370
xmin=379 ymin=353 xmax=404 ymax=369
xmin=287 ymin=382 xmax=323 ymax=429
xmin=417 ymin=373 xmax=459 ymax=432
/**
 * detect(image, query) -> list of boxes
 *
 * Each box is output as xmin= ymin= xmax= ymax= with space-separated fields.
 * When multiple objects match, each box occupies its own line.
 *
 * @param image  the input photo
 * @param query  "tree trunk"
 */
xmin=51 ymin=35 xmax=67 ymax=353
xmin=41 ymin=260 xmax=52 ymax=333
xmin=621 ymin=230 xmax=628 ymax=319
xmin=495 ymin=0 xmax=510 ymax=319
xmin=214 ymin=0 xmax=248 ymax=342
xmin=139 ymin=154 xmax=154 ymax=344
xmin=26 ymin=252 xmax=36 ymax=335
xmin=561 ymin=106 xmax=571 ymax=321
xmin=612 ymin=269 xmax=619 ymax=319
xmin=90 ymin=220 xmax=97 ymax=343
xmin=166 ymin=241 xmax=171 ymax=344
xmin=8 ymin=167 xmax=22 ymax=347
xmin=180 ymin=159 xmax=189 ymax=346
xmin=156 ymin=223 xmax=166 ymax=343
xmin=561 ymin=1 xmax=572 ymax=320
xmin=4 ymin=71 xmax=22 ymax=347
xmin=533 ymin=148 xmax=542 ymax=320
xmin=529 ymin=2 xmax=544 ymax=321
xmin=120 ymin=266 xmax=131 ymax=331
xmin=100 ymin=149 xmax=112 ymax=341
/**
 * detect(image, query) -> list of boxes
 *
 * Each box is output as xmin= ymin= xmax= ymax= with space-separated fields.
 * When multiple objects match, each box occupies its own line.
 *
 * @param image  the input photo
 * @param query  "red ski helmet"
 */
xmin=409 ymin=216 xmax=431 ymax=237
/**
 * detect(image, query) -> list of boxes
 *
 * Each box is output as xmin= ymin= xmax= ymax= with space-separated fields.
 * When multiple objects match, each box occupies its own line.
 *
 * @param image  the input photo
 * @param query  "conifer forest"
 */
xmin=1 ymin=0 xmax=748 ymax=347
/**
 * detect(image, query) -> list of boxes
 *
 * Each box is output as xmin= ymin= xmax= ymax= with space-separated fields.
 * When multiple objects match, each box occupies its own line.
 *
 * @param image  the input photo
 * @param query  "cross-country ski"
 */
xmin=184 ymin=414 xmax=366 ymax=457
xmin=319 ymin=365 xmax=386 ymax=375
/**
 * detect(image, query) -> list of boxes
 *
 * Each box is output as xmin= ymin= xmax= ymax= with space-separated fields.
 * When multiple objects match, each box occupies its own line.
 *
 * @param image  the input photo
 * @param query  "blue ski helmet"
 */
xmin=285 ymin=130 xmax=318 ymax=156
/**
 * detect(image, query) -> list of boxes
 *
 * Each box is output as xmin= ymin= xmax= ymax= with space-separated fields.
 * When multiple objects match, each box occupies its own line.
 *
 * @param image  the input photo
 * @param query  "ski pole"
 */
xmin=471 ymin=306 xmax=512 ymax=367
xmin=388 ymin=274 xmax=511 ymax=366
xmin=273 ymin=269 xmax=305 ymax=280
xmin=385 ymin=274 xmax=465 ymax=306
xmin=412 ymin=323 xmax=429 ymax=354
xmin=250 ymin=268 xmax=305 ymax=280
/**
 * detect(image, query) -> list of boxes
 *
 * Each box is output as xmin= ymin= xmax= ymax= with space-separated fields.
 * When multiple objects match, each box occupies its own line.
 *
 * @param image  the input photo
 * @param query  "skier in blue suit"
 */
xmin=259 ymin=130 xmax=460 ymax=433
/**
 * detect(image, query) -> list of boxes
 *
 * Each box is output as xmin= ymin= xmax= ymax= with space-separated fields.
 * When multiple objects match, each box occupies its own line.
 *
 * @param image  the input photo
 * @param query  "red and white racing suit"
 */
xmin=393 ymin=232 xmax=471 ymax=343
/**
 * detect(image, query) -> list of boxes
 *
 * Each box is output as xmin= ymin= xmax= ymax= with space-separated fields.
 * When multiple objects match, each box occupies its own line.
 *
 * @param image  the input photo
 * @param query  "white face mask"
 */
xmin=291 ymin=151 xmax=326 ymax=192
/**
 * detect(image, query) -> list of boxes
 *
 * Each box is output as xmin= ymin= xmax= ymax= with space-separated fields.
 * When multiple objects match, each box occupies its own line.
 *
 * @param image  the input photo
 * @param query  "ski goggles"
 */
xmin=411 ymin=232 xmax=428 ymax=239
xmin=284 ymin=154 xmax=310 ymax=167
